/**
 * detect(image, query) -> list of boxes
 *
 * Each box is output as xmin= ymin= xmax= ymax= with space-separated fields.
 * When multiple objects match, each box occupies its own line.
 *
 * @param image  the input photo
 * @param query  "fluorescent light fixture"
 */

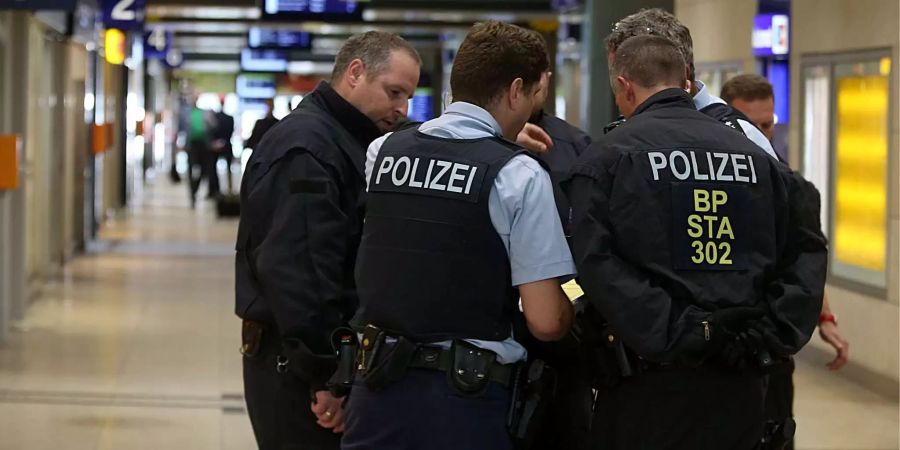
xmin=179 ymin=60 xmax=241 ymax=73
xmin=147 ymin=5 xmax=259 ymax=20
xmin=287 ymin=61 xmax=334 ymax=75
xmin=362 ymin=8 xmax=556 ymax=23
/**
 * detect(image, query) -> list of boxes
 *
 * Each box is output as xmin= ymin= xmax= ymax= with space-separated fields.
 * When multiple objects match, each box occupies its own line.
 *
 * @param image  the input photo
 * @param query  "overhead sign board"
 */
xmin=144 ymin=29 xmax=172 ymax=59
xmin=0 ymin=0 xmax=77 ymax=10
xmin=102 ymin=0 xmax=144 ymax=30
xmin=249 ymin=27 xmax=312 ymax=49
xmin=753 ymin=14 xmax=789 ymax=56
xmin=240 ymin=48 xmax=288 ymax=72
xmin=237 ymin=73 xmax=277 ymax=99
xmin=261 ymin=0 xmax=362 ymax=22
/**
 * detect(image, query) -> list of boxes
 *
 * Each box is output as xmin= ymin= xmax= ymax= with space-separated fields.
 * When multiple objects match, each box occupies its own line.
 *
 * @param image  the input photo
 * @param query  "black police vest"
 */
xmin=353 ymin=129 xmax=524 ymax=343
xmin=701 ymin=102 xmax=787 ymax=164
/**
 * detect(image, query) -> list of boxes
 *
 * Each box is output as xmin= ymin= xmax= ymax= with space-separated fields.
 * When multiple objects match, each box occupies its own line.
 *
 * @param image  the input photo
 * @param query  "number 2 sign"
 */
xmin=102 ymin=0 xmax=145 ymax=29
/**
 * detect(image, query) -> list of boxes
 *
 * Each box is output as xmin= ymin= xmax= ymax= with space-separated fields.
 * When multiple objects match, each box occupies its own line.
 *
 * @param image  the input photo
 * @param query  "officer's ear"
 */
xmin=346 ymin=59 xmax=366 ymax=87
xmin=507 ymin=77 xmax=525 ymax=108
xmin=615 ymin=76 xmax=633 ymax=101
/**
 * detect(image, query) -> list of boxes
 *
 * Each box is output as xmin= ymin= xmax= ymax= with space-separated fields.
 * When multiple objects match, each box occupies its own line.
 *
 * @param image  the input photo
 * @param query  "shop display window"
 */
xmin=801 ymin=52 xmax=892 ymax=291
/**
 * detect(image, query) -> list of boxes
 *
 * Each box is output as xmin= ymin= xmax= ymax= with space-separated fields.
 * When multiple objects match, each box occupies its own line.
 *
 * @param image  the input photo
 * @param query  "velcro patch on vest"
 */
xmin=670 ymin=182 xmax=750 ymax=271
xmin=290 ymin=178 xmax=328 ymax=194
xmin=370 ymin=154 xmax=487 ymax=203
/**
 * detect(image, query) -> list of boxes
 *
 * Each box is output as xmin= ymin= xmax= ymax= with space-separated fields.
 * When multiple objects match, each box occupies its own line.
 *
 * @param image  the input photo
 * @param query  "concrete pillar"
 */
xmin=580 ymin=0 xmax=675 ymax=137
xmin=7 ymin=12 xmax=31 ymax=324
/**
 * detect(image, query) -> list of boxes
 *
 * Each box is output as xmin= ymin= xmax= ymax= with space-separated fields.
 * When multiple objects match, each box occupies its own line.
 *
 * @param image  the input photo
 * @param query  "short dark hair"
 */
xmin=450 ymin=21 xmax=550 ymax=108
xmin=721 ymin=74 xmax=775 ymax=103
xmin=610 ymin=35 xmax=687 ymax=90
xmin=331 ymin=31 xmax=421 ymax=82
xmin=605 ymin=8 xmax=695 ymax=82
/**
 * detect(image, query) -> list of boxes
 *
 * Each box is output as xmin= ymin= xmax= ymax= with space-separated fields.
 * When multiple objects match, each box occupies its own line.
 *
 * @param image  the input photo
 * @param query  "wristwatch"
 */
xmin=818 ymin=313 xmax=837 ymax=326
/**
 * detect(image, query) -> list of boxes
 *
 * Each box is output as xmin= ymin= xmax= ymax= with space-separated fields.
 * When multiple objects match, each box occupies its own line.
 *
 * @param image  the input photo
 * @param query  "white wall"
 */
xmin=790 ymin=0 xmax=900 ymax=385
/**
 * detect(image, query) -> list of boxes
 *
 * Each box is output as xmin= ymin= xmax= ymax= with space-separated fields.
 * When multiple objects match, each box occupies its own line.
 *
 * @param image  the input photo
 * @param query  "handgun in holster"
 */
xmin=354 ymin=324 xmax=418 ymax=392
xmin=573 ymin=300 xmax=635 ymax=389
xmin=507 ymin=359 xmax=557 ymax=450
xmin=759 ymin=418 xmax=796 ymax=450
xmin=326 ymin=327 xmax=358 ymax=397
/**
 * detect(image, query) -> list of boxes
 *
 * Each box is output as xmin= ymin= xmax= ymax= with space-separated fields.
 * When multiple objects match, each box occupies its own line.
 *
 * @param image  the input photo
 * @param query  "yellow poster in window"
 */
xmin=833 ymin=74 xmax=888 ymax=272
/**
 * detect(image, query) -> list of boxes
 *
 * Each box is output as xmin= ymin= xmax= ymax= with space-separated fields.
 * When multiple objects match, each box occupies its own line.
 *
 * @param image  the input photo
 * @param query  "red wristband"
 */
xmin=818 ymin=313 xmax=837 ymax=325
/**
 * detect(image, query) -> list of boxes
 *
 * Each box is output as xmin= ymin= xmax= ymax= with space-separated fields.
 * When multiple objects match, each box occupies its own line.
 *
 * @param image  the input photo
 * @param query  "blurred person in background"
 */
xmin=211 ymin=95 xmax=236 ymax=194
xmin=187 ymin=96 xmax=217 ymax=207
xmin=245 ymin=98 xmax=279 ymax=152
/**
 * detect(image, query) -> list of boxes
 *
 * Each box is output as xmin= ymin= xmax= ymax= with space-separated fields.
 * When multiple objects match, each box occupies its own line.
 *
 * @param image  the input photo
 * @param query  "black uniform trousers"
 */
xmin=531 ymin=363 xmax=593 ymax=450
xmin=591 ymin=365 xmax=766 ymax=450
xmin=243 ymin=328 xmax=341 ymax=450
xmin=764 ymin=358 xmax=796 ymax=450
xmin=341 ymin=369 xmax=512 ymax=450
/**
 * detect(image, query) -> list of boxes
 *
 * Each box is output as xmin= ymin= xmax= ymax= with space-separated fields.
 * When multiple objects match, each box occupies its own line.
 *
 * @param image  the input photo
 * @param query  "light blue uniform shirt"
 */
xmin=693 ymin=80 xmax=779 ymax=160
xmin=365 ymin=102 xmax=576 ymax=364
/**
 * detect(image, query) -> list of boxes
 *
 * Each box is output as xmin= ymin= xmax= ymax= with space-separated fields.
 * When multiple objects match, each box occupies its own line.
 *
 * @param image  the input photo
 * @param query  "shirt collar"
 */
xmin=692 ymin=80 xmax=727 ymax=111
xmin=439 ymin=102 xmax=505 ymax=137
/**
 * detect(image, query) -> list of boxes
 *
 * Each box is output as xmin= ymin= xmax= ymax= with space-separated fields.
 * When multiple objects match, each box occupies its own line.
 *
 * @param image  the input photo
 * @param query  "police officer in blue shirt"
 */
xmin=340 ymin=21 xmax=575 ymax=450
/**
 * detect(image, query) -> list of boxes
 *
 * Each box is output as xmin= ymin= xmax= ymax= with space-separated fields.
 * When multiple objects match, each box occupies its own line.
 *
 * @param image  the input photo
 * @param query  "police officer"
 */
xmin=566 ymin=35 xmax=827 ymax=450
xmin=235 ymin=31 xmax=420 ymax=450
xmin=341 ymin=21 xmax=575 ymax=450
xmin=604 ymin=8 xmax=779 ymax=160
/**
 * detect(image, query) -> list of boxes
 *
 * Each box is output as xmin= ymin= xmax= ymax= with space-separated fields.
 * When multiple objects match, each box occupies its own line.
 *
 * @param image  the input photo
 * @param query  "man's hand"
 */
xmin=310 ymin=390 xmax=346 ymax=433
xmin=708 ymin=307 xmax=765 ymax=340
xmin=517 ymin=123 xmax=553 ymax=154
xmin=819 ymin=321 xmax=849 ymax=370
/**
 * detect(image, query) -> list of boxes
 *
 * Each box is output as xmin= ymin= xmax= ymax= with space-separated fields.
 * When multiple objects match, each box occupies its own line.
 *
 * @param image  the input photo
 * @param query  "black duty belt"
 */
xmin=408 ymin=345 xmax=514 ymax=387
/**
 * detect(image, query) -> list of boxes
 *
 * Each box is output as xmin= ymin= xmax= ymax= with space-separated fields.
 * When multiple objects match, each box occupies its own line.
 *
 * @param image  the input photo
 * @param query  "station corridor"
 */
xmin=0 ymin=179 xmax=894 ymax=450
xmin=0 ymin=180 xmax=255 ymax=449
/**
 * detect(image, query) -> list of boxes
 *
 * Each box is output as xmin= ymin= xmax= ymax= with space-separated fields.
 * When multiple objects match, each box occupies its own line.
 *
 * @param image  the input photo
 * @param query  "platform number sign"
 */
xmin=144 ymin=29 xmax=171 ymax=59
xmin=102 ymin=0 xmax=144 ymax=30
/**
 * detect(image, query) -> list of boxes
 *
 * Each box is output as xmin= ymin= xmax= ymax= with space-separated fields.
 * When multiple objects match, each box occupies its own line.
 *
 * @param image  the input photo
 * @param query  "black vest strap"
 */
xmin=699 ymin=102 xmax=750 ymax=137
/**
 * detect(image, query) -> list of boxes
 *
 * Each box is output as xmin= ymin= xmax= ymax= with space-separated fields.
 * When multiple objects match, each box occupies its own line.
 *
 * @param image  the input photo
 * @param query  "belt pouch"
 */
xmin=447 ymin=340 xmax=496 ymax=396
xmin=241 ymin=321 xmax=264 ymax=358
xmin=358 ymin=334 xmax=418 ymax=392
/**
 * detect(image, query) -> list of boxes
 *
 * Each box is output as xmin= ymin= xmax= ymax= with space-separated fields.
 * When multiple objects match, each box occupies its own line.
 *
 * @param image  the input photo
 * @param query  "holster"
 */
xmin=448 ymin=340 xmax=498 ymax=397
xmin=240 ymin=320 xmax=265 ymax=358
xmin=507 ymin=359 xmax=557 ymax=450
xmin=356 ymin=325 xmax=419 ymax=392
xmin=326 ymin=328 xmax=358 ymax=397
xmin=574 ymin=303 xmax=635 ymax=389
xmin=759 ymin=418 xmax=796 ymax=450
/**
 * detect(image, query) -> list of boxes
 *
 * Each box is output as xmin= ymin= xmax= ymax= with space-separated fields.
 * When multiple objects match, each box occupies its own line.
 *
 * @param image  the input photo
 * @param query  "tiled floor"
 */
xmin=0 ymin=178 xmax=897 ymax=449
xmin=0 ymin=179 xmax=255 ymax=450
